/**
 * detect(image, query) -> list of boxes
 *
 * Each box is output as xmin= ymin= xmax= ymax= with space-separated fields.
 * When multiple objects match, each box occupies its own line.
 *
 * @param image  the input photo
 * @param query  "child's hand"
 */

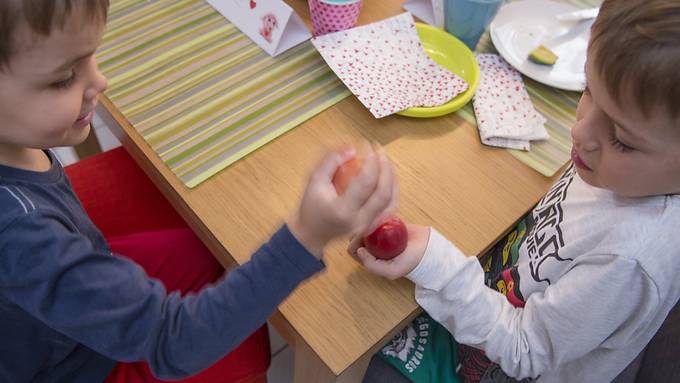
xmin=287 ymin=146 xmax=398 ymax=259
xmin=348 ymin=224 xmax=430 ymax=280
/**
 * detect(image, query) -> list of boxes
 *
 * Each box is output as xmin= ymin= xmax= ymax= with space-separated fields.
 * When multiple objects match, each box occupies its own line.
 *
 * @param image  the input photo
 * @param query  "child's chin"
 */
xmin=67 ymin=125 xmax=92 ymax=146
xmin=575 ymin=167 xmax=600 ymax=188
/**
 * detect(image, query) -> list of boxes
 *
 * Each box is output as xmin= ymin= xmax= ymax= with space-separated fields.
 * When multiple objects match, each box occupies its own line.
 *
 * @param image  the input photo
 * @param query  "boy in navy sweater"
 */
xmin=0 ymin=1 xmax=398 ymax=382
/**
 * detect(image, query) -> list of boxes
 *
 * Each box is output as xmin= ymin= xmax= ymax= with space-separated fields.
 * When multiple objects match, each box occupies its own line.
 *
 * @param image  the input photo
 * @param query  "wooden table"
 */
xmin=97 ymin=0 xmax=562 ymax=381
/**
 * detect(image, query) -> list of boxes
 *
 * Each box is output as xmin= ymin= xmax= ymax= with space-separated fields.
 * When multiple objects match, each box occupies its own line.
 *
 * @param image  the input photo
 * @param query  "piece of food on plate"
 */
xmin=528 ymin=45 xmax=558 ymax=65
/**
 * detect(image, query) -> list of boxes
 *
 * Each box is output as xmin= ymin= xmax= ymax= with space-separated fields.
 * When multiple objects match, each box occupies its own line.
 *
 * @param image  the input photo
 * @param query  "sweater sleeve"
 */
xmin=0 ymin=211 xmax=323 ymax=379
xmin=406 ymin=228 xmax=660 ymax=379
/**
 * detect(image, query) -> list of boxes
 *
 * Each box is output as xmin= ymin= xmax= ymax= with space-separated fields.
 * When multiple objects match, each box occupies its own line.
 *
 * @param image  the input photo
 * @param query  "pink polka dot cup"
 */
xmin=309 ymin=0 xmax=363 ymax=37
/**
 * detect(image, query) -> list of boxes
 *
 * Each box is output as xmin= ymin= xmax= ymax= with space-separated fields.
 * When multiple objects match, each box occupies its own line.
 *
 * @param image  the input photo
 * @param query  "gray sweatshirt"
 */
xmin=408 ymin=165 xmax=680 ymax=382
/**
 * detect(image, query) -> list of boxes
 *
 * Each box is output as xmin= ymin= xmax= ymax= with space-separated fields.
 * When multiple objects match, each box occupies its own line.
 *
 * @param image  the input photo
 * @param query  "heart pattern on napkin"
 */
xmin=312 ymin=13 xmax=468 ymax=118
xmin=472 ymin=54 xmax=549 ymax=150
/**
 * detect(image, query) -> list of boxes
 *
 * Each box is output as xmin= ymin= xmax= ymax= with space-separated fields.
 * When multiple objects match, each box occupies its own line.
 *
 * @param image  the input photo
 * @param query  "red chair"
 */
xmin=65 ymin=147 xmax=270 ymax=383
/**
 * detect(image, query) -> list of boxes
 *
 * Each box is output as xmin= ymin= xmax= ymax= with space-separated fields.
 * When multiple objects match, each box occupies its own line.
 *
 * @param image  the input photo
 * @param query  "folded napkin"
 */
xmin=311 ymin=13 xmax=468 ymax=118
xmin=473 ymin=54 xmax=549 ymax=151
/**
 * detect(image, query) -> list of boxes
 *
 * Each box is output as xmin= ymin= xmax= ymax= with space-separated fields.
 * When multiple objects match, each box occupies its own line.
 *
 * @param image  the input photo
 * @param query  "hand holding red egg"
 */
xmin=332 ymin=154 xmax=408 ymax=260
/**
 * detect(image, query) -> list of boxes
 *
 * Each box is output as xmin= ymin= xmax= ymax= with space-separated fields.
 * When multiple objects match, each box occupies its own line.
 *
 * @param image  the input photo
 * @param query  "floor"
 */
xmin=267 ymin=324 xmax=294 ymax=383
xmin=56 ymin=114 xmax=295 ymax=383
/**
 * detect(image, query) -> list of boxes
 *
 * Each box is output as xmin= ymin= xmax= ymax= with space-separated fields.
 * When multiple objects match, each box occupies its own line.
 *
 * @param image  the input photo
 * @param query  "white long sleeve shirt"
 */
xmin=407 ymin=166 xmax=680 ymax=382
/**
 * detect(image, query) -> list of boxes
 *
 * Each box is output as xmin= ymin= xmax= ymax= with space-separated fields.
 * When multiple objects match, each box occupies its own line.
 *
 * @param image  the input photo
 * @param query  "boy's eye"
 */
xmin=51 ymin=71 xmax=76 ymax=90
xmin=610 ymin=137 xmax=634 ymax=152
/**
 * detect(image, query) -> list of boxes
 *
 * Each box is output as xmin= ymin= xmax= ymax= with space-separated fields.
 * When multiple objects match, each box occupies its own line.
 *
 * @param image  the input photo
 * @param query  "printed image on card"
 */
xmin=207 ymin=0 xmax=310 ymax=56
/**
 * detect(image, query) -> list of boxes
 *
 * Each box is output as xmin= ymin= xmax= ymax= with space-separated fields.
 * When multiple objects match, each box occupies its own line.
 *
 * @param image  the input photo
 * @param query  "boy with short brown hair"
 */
xmin=356 ymin=0 xmax=680 ymax=381
xmin=0 ymin=1 xmax=398 ymax=382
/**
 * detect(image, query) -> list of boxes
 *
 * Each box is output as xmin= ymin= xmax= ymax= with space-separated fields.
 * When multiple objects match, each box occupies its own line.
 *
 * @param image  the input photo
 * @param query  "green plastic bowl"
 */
xmin=397 ymin=23 xmax=480 ymax=118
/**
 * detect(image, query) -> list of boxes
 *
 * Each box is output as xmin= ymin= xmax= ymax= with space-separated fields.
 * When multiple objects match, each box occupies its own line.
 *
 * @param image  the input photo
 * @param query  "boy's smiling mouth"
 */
xmin=571 ymin=147 xmax=592 ymax=171
xmin=76 ymin=111 xmax=92 ymax=121
xmin=74 ymin=110 xmax=94 ymax=127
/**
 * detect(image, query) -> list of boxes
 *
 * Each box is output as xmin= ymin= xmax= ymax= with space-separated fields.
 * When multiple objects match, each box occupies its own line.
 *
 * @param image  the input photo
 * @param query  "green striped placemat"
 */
xmin=98 ymin=0 xmax=350 ymax=188
xmin=99 ymin=0 xmax=597 ymax=184
xmin=456 ymin=0 xmax=601 ymax=176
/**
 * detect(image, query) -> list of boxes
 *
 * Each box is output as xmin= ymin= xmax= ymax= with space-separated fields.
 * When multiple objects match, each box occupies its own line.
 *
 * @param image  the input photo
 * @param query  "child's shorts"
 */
xmin=378 ymin=312 xmax=461 ymax=383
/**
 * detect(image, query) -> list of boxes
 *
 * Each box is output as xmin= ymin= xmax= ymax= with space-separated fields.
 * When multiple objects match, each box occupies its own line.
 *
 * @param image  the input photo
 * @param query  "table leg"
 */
xmin=74 ymin=125 xmax=103 ymax=160
xmin=293 ymin=340 xmax=372 ymax=383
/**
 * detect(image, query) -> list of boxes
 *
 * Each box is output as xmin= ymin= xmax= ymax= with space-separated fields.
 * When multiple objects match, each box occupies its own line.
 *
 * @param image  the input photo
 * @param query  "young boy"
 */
xmin=0 ymin=1 xmax=398 ymax=382
xmin=354 ymin=0 xmax=680 ymax=381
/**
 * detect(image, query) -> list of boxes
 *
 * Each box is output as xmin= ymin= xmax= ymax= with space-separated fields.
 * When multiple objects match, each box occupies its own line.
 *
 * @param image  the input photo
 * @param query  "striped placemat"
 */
xmin=98 ymin=0 xmax=350 ymax=188
xmin=456 ymin=0 xmax=601 ymax=177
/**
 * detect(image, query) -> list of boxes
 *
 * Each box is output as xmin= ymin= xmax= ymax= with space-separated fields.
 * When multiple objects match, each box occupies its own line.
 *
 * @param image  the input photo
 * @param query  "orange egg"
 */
xmin=332 ymin=157 xmax=363 ymax=195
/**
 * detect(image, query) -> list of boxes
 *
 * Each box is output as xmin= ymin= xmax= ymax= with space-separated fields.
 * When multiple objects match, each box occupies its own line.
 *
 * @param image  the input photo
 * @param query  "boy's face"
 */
xmin=0 ymin=13 xmax=108 ymax=154
xmin=571 ymin=55 xmax=680 ymax=197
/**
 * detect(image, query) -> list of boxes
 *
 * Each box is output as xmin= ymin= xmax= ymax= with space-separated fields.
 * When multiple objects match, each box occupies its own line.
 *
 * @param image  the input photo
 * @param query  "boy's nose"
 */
xmin=84 ymin=69 xmax=108 ymax=101
xmin=95 ymin=70 xmax=108 ymax=94
xmin=571 ymin=119 xmax=601 ymax=152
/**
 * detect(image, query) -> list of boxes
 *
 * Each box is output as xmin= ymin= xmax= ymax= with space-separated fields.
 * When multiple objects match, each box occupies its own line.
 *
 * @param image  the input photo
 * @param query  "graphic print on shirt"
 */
xmin=381 ymin=323 xmax=417 ymax=363
xmin=458 ymin=165 xmax=576 ymax=383
xmin=458 ymin=218 xmax=533 ymax=383
xmin=380 ymin=313 xmax=461 ymax=382
xmin=481 ymin=220 xmax=528 ymax=307
xmin=525 ymin=164 xmax=575 ymax=285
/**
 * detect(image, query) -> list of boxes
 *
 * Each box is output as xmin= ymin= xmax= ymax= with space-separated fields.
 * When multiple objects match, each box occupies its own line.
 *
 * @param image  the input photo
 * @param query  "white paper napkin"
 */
xmin=473 ymin=54 xmax=549 ymax=150
xmin=311 ymin=13 xmax=468 ymax=118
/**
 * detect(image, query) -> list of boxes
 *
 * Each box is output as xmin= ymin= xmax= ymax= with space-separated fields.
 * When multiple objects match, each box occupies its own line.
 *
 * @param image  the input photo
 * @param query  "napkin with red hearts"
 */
xmin=311 ymin=13 xmax=468 ymax=118
xmin=473 ymin=54 xmax=549 ymax=150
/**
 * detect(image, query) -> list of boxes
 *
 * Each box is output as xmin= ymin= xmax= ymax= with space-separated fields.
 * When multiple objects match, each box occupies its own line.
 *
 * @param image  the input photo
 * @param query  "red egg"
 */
xmin=363 ymin=216 xmax=408 ymax=260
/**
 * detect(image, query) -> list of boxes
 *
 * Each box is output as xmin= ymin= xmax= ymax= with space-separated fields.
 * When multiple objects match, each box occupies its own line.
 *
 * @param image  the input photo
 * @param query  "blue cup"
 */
xmin=444 ymin=0 xmax=504 ymax=50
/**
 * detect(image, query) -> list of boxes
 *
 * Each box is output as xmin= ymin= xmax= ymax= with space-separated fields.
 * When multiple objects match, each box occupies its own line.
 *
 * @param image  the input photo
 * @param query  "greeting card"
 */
xmin=206 ymin=0 xmax=311 ymax=56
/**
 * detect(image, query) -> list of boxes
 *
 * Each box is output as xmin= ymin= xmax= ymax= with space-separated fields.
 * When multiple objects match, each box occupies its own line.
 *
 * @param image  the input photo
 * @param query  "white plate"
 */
xmin=490 ymin=0 xmax=588 ymax=91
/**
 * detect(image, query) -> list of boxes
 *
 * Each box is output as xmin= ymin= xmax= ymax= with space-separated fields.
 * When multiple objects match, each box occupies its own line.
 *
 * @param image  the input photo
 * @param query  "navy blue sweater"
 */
xmin=0 ymin=151 xmax=324 ymax=382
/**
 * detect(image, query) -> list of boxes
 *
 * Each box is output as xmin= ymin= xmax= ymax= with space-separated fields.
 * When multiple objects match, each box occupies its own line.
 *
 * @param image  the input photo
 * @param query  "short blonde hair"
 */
xmin=590 ymin=0 xmax=680 ymax=120
xmin=0 ymin=0 xmax=109 ymax=69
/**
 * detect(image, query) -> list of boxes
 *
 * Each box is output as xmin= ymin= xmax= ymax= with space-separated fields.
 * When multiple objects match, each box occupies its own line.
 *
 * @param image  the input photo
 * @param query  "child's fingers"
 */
xmin=391 ymin=164 xmax=400 ymax=210
xmin=355 ymin=247 xmax=402 ymax=280
xmin=356 ymin=150 xmax=397 ymax=234
xmin=347 ymin=234 xmax=364 ymax=255
xmin=373 ymin=152 xmax=400 ymax=232
xmin=347 ymin=248 xmax=363 ymax=265
xmin=310 ymin=147 xmax=357 ymax=185
xmin=365 ymin=165 xmax=400 ymax=234
xmin=341 ymin=149 xmax=380 ymax=210
xmin=347 ymin=235 xmax=366 ymax=266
